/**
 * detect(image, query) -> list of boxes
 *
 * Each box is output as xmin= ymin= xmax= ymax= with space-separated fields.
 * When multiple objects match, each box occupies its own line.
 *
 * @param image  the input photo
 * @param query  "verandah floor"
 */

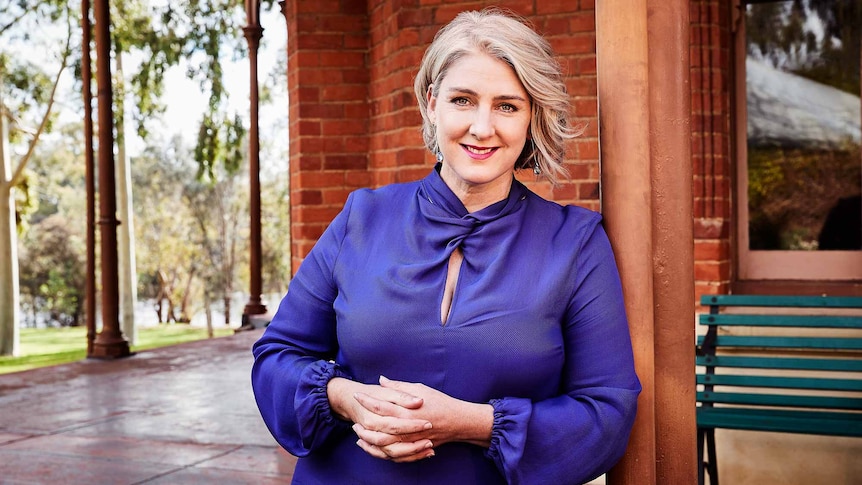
xmin=0 ymin=328 xmax=297 ymax=484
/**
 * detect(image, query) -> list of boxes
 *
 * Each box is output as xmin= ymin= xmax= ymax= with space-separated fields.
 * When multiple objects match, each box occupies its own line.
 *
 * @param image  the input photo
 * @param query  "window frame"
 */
xmin=732 ymin=0 xmax=862 ymax=282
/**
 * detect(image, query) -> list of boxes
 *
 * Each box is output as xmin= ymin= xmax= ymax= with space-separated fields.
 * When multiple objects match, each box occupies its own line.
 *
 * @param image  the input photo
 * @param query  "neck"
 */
xmin=438 ymin=167 xmax=513 ymax=213
xmin=459 ymin=188 xmax=510 ymax=213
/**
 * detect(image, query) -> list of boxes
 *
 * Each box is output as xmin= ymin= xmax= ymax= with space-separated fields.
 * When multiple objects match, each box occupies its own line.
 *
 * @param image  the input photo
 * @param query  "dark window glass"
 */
xmin=745 ymin=0 xmax=861 ymax=250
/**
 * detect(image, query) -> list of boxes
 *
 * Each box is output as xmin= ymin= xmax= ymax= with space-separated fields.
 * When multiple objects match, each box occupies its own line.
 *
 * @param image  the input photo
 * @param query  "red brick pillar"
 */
xmin=367 ymin=4 xmax=435 ymax=186
xmin=690 ymin=0 xmax=733 ymax=301
xmin=284 ymin=0 xmax=371 ymax=273
xmin=598 ymin=0 xmax=697 ymax=482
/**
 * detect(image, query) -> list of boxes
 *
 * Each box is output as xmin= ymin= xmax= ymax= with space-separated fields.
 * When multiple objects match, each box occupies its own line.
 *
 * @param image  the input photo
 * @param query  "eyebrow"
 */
xmin=445 ymin=87 xmax=529 ymax=103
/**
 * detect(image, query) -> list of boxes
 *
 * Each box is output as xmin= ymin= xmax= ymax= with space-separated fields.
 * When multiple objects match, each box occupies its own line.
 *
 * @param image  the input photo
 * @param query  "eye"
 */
xmin=450 ymin=96 xmax=471 ymax=106
xmin=499 ymin=103 xmax=518 ymax=113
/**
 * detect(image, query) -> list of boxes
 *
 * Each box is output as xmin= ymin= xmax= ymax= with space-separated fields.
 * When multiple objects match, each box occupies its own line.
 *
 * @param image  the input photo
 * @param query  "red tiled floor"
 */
xmin=0 ymin=329 xmax=296 ymax=484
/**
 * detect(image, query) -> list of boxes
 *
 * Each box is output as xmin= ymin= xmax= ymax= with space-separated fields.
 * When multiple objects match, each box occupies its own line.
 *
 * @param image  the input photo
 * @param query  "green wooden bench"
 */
xmin=696 ymin=294 xmax=862 ymax=485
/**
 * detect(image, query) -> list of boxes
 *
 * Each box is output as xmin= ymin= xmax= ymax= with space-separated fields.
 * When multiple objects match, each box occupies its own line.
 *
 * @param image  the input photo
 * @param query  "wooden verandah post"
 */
xmin=598 ymin=1 xmax=697 ymax=483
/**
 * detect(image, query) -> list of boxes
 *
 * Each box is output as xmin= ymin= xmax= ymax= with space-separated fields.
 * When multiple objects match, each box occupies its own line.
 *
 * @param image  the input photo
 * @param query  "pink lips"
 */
xmin=462 ymin=144 xmax=497 ymax=160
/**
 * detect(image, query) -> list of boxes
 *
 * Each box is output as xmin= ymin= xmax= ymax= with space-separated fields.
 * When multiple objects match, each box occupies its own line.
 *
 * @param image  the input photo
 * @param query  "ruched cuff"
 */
xmin=294 ymin=360 xmax=354 ymax=450
xmin=485 ymin=397 xmax=533 ymax=478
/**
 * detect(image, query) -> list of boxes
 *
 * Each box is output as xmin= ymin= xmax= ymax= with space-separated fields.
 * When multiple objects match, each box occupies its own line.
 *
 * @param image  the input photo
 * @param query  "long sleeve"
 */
xmin=251 ymin=194 xmax=356 ymax=456
xmin=485 ymin=218 xmax=641 ymax=485
xmin=250 ymin=171 xmax=640 ymax=485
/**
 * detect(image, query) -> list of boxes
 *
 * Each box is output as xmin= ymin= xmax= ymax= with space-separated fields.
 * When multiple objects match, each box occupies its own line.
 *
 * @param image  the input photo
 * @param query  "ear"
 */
xmin=426 ymin=85 xmax=437 ymax=124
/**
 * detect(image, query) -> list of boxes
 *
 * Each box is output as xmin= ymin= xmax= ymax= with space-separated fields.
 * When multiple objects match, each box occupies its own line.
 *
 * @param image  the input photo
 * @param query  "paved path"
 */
xmin=0 ymin=329 xmax=297 ymax=484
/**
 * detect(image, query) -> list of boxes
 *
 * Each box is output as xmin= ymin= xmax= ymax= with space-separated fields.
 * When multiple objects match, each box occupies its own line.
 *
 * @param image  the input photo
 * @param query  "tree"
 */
xmin=0 ymin=0 xmax=73 ymax=355
xmin=746 ymin=0 xmax=860 ymax=93
xmin=132 ymin=136 xmax=201 ymax=323
xmin=184 ymin=166 xmax=248 ymax=326
xmin=18 ymin=213 xmax=85 ymax=327
xmin=16 ymin=123 xmax=88 ymax=327
xmin=2 ymin=1 xmax=287 ymax=353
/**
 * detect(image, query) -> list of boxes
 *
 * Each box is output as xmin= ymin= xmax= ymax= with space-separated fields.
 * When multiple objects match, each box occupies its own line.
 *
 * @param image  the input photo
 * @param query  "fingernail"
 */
xmin=423 ymin=422 xmax=433 ymax=430
xmin=427 ymin=450 xmax=435 ymax=458
xmin=425 ymin=440 xmax=434 ymax=449
xmin=379 ymin=375 xmax=390 ymax=383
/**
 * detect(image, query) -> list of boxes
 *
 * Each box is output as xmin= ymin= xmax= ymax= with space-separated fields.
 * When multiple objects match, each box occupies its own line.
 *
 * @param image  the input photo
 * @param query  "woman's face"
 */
xmin=428 ymin=51 xmax=532 ymax=208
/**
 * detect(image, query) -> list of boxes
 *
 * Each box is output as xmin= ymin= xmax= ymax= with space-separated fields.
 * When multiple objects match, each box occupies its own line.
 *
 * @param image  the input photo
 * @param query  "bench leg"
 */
xmin=698 ymin=427 xmax=719 ymax=485
xmin=698 ymin=428 xmax=705 ymax=485
xmin=705 ymin=428 xmax=718 ymax=485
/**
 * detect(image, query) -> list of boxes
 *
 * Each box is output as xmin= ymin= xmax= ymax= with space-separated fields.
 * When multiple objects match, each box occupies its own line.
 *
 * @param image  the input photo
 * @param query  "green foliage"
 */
xmin=260 ymin=173 xmax=291 ymax=295
xmin=0 ymin=56 xmax=56 ymax=133
xmin=15 ymin=124 xmax=88 ymax=327
xmin=0 ymin=0 xmax=70 ymax=37
xmin=182 ymin=153 xmax=248 ymax=307
xmin=747 ymin=144 xmax=861 ymax=250
xmin=0 ymin=0 xmax=73 ymax=125
xmin=746 ymin=0 xmax=861 ymax=94
xmin=112 ymin=0 xmax=273 ymax=179
xmin=11 ymin=172 xmax=34 ymax=234
xmin=131 ymin=136 xmax=202 ymax=318
xmin=18 ymin=214 xmax=85 ymax=327
xmin=195 ymin=112 xmax=246 ymax=180
xmin=4 ymin=1 xmax=291 ymax=332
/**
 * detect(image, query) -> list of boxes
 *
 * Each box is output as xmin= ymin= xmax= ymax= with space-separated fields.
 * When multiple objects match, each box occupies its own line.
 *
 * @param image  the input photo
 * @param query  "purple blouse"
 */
xmin=252 ymin=167 xmax=640 ymax=485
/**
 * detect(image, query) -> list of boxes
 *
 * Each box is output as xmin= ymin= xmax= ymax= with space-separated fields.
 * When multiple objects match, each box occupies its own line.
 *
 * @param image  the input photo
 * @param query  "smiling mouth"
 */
xmin=463 ymin=145 xmax=496 ymax=155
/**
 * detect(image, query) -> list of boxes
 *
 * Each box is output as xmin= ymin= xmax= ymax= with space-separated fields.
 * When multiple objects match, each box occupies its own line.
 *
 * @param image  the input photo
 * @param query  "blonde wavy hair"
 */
xmin=414 ymin=8 xmax=580 ymax=185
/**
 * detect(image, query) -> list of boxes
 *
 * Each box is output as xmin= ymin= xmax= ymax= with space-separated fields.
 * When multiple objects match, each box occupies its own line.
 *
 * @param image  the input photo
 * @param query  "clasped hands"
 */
xmin=327 ymin=375 xmax=493 ymax=463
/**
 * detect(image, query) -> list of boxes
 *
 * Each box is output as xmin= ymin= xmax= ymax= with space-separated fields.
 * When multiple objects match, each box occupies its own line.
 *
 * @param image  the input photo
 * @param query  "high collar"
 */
xmin=418 ymin=164 xmax=528 ymax=229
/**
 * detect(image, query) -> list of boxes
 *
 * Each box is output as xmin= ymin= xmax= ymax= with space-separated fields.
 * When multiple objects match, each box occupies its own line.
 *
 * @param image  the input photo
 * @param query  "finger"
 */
xmin=356 ymin=438 xmax=435 ymax=462
xmin=352 ymin=423 xmax=402 ymax=447
xmin=376 ymin=376 xmax=425 ymax=409
xmin=376 ymin=376 xmax=426 ymax=409
xmin=353 ymin=393 xmax=432 ymax=434
xmin=356 ymin=439 xmax=391 ymax=460
xmin=380 ymin=439 xmax=435 ymax=459
xmin=389 ymin=446 xmax=436 ymax=463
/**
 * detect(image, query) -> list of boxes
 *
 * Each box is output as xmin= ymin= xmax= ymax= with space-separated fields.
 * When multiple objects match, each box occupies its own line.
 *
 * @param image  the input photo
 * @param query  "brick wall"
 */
xmin=285 ymin=1 xmax=602 ymax=272
xmin=285 ymin=0 xmax=372 ymax=273
xmin=284 ymin=0 xmax=730 ymax=300
xmin=365 ymin=0 xmax=600 ymax=205
xmin=690 ymin=0 xmax=733 ymax=303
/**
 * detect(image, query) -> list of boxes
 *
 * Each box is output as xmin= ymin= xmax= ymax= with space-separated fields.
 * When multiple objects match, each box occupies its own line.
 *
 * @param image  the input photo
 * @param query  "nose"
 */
xmin=469 ymin=107 xmax=495 ymax=139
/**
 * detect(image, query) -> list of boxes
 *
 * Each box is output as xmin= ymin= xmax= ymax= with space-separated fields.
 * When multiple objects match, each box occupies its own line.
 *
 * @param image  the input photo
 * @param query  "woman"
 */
xmin=252 ymin=9 xmax=641 ymax=485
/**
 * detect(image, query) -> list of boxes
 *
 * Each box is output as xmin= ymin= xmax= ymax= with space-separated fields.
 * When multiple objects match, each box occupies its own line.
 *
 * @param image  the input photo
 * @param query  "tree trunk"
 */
xmin=178 ymin=266 xmax=196 ymax=323
xmin=0 ymin=98 xmax=20 ymax=355
xmin=114 ymin=49 xmax=138 ymax=344
xmin=205 ymin=293 xmax=214 ymax=338
xmin=223 ymin=295 xmax=231 ymax=326
xmin=0 ymin=20 xmax=70 ymax=356
xmin=0 ymin=178 xmax=20 ymax=356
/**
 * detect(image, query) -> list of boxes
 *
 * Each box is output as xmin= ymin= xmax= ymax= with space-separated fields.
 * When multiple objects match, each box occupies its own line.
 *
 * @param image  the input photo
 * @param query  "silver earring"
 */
xmin=531 ymin=140 xmax=540 ymax=175
xmin=436 ymin=149 xmax=444 ymax=163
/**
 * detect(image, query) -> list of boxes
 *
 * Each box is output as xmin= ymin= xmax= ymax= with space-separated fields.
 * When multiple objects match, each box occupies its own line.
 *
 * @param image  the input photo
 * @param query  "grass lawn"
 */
xmin=0 ymin=325 xmax=235 ymax=375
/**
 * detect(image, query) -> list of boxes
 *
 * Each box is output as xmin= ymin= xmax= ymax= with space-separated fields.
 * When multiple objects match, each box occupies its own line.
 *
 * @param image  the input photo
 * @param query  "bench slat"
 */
xmin=697 ymin=407 xmax=862 ymax=436
xmin=697 ymin=391 xmax=862 ymax=410
xmin=697 ymin=374 xmax=862 ymax=391
xmin=700 ymin=295 xmax=862 ymax=308
xmin=699 ymin=314 xmax=862 ymax=328
xmin=697 ymin=335 xmax=862 ymax=350
xmin=696 ymin=355 xmax=862 ymax=372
